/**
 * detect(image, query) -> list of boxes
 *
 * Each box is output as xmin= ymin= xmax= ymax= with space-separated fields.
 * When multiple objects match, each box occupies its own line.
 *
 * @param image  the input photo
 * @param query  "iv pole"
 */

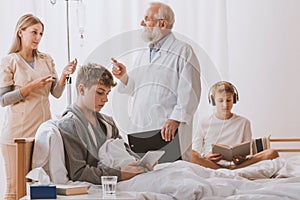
xmin=65 ymin=0 xmax=72 ymax=105
xmin=50 ymin=0 xmax=72 ymax=105
xmin=50 ymin=0 xmax=85 ymax=105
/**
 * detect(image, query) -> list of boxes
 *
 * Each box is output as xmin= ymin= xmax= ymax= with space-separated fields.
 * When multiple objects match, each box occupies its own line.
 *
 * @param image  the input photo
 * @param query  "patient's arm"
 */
xmin=191 ymin=150 xmax=221 ymax=169
xmin=120 ymin=161 xmax=148 ymax=181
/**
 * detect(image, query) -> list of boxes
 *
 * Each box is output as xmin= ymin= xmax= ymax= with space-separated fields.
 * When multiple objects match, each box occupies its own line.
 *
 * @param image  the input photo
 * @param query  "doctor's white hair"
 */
xmin=151 ymin=2 xmax=175 ymax=29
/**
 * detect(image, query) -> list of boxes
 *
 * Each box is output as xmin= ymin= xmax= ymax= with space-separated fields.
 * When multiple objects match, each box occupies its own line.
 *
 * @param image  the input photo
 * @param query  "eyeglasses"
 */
xmin=142 ymin=18 xmax=165 ymax=24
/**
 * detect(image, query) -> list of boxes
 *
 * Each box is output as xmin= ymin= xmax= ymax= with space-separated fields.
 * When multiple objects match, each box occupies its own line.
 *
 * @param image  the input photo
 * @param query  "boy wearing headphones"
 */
xmin=192 ymin=81 xmax=279 ymax=169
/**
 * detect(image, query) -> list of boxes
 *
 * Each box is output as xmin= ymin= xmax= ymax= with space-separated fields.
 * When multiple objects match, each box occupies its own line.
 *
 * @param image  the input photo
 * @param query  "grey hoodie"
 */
xmin=57 ymin=103 xmax=139 ymax=184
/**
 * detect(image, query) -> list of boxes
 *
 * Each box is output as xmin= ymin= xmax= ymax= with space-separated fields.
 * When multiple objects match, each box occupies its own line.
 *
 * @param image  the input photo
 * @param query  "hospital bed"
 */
xmin=14 ymin=132 xmax=300 ymax=199
xmin=15 ymin=137 xmax=34 ymax=200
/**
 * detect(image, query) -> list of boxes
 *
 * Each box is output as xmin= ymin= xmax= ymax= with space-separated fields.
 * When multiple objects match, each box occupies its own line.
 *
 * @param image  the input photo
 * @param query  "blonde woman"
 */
xmin=0 ymin=14 xmax=77 ymax=200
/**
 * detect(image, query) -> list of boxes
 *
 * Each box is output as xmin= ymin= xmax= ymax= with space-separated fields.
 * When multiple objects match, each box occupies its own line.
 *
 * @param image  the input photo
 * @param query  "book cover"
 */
xmin=212 ymin=141 xmax=250 ymax=161
xmin=56 ymin=184 xmax=89 ymax=195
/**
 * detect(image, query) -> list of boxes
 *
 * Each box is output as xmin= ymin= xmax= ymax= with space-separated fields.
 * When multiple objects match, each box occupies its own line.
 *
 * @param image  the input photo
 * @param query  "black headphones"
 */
xmin=208 ymin=81 xmax=239 ymax=106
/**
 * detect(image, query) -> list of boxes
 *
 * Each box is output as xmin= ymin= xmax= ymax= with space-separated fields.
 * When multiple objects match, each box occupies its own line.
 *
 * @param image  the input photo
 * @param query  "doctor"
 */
xmin=112 ymin=2 xmax=201 ymax=161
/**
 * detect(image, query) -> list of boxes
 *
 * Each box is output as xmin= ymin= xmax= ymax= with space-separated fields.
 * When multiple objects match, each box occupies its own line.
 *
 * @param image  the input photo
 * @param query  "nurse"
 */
xmin=0 ymin=14 xmax=77 ymax=200
xmin=112 ymin=2 xmax=201 ymax=161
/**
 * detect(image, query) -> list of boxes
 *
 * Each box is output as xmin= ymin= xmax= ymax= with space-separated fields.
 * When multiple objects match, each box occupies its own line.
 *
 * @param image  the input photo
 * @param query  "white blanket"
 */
xmin=98 ymin=138 xmax=300 ymax=199
xmin=117 ymin=156 xmax=300 ymax=200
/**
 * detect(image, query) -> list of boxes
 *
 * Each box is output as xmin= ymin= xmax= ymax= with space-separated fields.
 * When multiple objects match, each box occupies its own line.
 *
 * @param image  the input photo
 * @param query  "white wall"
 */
xmin=227 ymin=0 xmax=300 ymax=138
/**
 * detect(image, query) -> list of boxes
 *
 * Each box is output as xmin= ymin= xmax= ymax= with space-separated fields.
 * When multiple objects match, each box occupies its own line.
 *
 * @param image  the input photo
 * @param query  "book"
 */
xmin=212 ymin=141 xmax=251 ymax=161
xmin=56 ymin=184 xmax=89 ymax=195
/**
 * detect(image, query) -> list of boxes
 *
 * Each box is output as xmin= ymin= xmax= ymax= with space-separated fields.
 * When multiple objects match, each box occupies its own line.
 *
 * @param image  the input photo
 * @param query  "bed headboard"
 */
xmin=14 ymin=137 xmax=35 ymax=200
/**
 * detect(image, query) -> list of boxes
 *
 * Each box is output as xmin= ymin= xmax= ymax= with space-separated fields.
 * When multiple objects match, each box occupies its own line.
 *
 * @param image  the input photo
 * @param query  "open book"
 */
xmin=212 ymin=141 xmax=251 ymax=161
xmin=56 ymin=184 xmax=89 ymax=195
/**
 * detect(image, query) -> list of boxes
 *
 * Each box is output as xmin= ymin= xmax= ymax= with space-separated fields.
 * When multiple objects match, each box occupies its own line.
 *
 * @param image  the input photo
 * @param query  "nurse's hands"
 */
xmin=20 ymin=75 xmax=55 ymax=97
xmin=62 ymin=58 xmax=77 ymax=76
xmin=57 ymin=58 xmax=77 ymax=86
xmin=161 ymin=119 xmax=179 ymax=142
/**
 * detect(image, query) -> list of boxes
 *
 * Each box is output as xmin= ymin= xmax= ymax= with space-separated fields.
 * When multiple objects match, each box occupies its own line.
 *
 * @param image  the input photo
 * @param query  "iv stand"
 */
xmin=65 ymin=0 xmax=72 ymax=105
xmin=51 ymin=0 xmax=82 ymax=105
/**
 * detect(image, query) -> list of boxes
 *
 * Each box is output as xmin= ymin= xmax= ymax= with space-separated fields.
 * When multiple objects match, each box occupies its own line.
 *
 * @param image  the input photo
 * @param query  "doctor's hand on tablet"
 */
xmin=161 ymin=119 xmax=180 ymax=142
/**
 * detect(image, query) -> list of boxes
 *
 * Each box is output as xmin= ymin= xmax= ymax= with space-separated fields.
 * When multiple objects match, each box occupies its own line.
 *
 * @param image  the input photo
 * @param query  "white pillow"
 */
xmin=32 ymin=119 xmax=69 ymax=184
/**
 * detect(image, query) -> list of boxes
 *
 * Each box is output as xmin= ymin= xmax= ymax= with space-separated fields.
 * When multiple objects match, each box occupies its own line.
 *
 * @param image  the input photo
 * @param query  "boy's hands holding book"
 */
xmin=205 ymin=152 xmax=223 ymax=162
xmin=232 ymin=154 xmax=247 ymax=165
xmin=206 ymin=151 xmax=246 ymax=165
xmin=211 ymin=141 xmax=250 ymax=162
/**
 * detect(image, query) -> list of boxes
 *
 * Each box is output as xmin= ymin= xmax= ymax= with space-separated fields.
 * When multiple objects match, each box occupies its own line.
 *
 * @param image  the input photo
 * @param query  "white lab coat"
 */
xmin=118 ymin=33 xmax=201 ymax=161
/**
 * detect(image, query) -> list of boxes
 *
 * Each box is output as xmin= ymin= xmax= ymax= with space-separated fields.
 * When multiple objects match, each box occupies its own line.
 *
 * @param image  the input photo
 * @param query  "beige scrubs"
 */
xmin=0 ymin=52 xmax=58 ymax=200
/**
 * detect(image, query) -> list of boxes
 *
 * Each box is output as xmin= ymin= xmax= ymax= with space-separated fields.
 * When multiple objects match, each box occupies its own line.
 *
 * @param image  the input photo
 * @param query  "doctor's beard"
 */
xmin=141 ymin=26 xmax=164 ymax=43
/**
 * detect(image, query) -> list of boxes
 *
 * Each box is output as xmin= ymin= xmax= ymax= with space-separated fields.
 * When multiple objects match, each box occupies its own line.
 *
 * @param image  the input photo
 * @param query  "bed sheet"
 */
xmin=117 ymin=155 xmax=300 ymax=200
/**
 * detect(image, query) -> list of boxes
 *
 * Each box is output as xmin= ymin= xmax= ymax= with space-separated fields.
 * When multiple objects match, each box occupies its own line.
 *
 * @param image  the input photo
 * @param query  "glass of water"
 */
xmin=101 ymin=176 xmax=117 ymax=197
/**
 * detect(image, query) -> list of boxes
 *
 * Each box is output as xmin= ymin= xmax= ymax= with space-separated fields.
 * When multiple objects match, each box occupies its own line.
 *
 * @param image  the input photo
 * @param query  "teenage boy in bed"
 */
xmin=192 ymin=81 xmax=279 ymax=169
xmin=57 ymin=63 xmax=150 ymax=184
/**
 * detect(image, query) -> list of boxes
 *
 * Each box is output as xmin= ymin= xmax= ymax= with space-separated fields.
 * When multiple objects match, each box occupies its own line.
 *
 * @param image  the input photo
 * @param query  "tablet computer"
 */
xmin=139 ymin=150 xmax=165 ymax=167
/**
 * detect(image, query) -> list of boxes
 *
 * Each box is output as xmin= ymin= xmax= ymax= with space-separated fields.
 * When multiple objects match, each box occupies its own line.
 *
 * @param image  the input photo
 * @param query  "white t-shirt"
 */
xmin=193 ymin=113 xmax=252 ymax=156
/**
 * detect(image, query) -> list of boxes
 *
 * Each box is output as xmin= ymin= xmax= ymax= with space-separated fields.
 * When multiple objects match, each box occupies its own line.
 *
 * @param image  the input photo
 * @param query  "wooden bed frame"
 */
xmin=14 ymin=137 xmax=300 ymax=199
xmin=14 ymin=137 xmax=35 ymax=200
xmin=269 ymin=138 xmax=300 ymax=153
